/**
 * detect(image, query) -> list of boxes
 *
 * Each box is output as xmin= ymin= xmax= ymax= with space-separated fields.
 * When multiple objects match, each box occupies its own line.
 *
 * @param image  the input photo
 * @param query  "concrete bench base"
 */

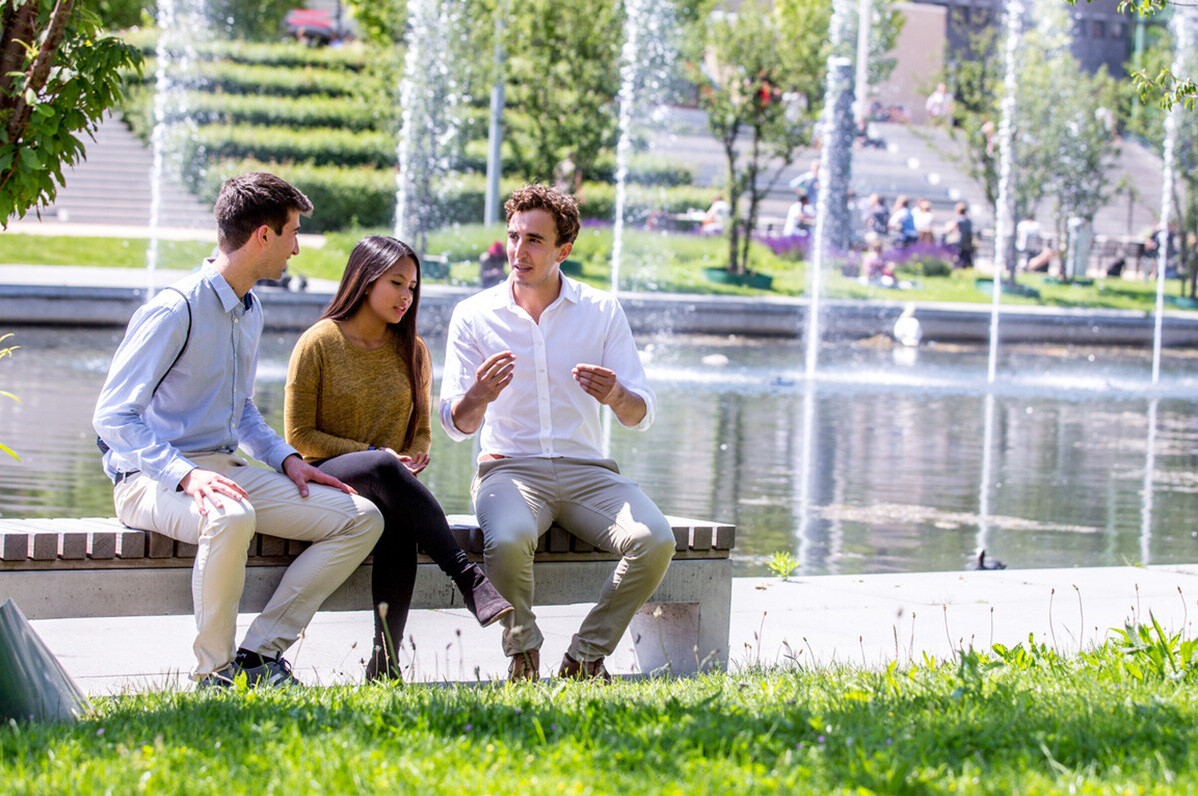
xmin=0 ymin=515 xmax=734 ymax=675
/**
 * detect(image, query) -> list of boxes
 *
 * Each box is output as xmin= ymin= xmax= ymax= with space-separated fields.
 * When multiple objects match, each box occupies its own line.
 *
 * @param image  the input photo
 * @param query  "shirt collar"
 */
xmin=202 ymin=260 xmax=248 ymax=313
xmin=495 ymin=272 xmax=581 ymax=314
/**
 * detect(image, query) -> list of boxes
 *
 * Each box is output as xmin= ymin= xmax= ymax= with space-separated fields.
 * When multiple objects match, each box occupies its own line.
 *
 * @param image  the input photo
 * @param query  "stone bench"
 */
xmin=0 ymin=515 xmax=735 ymax=675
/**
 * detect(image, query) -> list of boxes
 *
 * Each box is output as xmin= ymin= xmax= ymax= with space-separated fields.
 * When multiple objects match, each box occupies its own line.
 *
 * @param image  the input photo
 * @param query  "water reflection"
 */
xmin=1 ymin=326 xmax=1196 ymax=576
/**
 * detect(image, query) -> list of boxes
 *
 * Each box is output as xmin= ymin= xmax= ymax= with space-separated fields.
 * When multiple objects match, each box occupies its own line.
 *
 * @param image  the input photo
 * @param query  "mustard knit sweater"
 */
xmin=285 ymin=318 xmax=432 ymax=462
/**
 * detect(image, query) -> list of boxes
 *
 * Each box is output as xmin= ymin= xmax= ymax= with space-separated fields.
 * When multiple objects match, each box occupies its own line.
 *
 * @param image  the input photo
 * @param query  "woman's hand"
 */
xmin=386 ymin=448 xmax=430 ymax=475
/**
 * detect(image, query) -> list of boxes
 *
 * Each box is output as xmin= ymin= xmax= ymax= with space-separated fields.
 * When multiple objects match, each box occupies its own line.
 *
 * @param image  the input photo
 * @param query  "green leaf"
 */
xmin=19 ymin=147 xmax=42 ymax=169
xmin=0 ymin=443 xmax=19 ymax=462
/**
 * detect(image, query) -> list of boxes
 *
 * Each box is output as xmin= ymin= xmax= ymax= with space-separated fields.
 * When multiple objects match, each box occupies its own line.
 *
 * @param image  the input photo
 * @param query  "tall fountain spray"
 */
xmin=797 ymin=0 xmax=855 ymax=573
xmin=804 ymin=0 xmax=856 ymax=381
xmin=395 ymin=0 xmax=468 ymax=256
xmin=987 ymin=0 xmax=1024 ymax=385
xmin=1152 ymin=7 xmax=1190 ymax=384
xmin=610 ymin=0 xmax=676 ymax=300
xmin=148 ymin=0 xmax=209 ymax=299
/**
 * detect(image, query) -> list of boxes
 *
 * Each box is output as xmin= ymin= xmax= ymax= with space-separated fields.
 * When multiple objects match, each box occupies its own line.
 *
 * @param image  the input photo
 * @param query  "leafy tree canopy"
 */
xmin=1069 ymin=0 xmax=1195 ymax=109
xmin=1 ymin=0 xmax=142 ymax=225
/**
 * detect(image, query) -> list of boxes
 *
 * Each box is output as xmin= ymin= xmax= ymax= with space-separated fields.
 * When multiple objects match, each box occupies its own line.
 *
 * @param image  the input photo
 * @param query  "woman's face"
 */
xmin=363 ymin=256 xmax=418 ymax=326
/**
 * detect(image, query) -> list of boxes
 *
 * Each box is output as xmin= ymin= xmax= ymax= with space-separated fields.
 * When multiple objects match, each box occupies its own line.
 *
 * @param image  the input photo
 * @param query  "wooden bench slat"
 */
xmin=147 ymin=532 xmax=175 ymax=558
xmin=258 ymin=534 xmax=287 ymax=557
xmin=546 ymin=526 xmax=571 ymax=553
xmin=59 ymin=532 xmax=88 ymax=560
xmin=32 ymin=532 xmax=58 ymax=560
xmin=1 ymin=532 xmax=29 ymax=561
xmin=88 ymin=532 xmax=117 ymax=560
xmin=117 ymin=530 xmax=146 ymax=559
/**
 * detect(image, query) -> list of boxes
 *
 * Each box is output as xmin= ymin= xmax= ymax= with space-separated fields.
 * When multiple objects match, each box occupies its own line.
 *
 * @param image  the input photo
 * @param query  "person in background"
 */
xmin=479 ymin=241 xmax=507 ymax=288
xmin=93 ymin=172 xmax=384 ymax=689
xmin=782 ymin=191 xmax=815 ymax=237
xmin=701 ymin=194 xmax=731 ymax=235
xmin=285 ymin=235 xmax=513 ymax=681
xmin=913 ymin=198 xmax=936 ymax=245
xmin=439 ymin=184 xmax=675 ymax=683
xmin=925 ymin=82 xmax=953 ymax=124
xmin=888 ymin=195 xmax=917 ymax=247
xmin=943 ymin=202 xmax=974 ymax=269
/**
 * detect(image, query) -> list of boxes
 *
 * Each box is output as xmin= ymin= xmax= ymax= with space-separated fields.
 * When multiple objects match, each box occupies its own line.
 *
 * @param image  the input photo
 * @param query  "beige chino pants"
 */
xmin=114 ymin=451 xmax=383 ymax=678
xmin=472 ymin=456 xmax=675 ymax=662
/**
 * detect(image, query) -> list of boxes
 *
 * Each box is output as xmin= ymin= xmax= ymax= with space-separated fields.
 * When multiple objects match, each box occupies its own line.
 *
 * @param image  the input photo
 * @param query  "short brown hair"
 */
xmin=214 ymin=172 xmax=313 ymax=251
xmin=503 ymin=184 xmax=580 ymax=246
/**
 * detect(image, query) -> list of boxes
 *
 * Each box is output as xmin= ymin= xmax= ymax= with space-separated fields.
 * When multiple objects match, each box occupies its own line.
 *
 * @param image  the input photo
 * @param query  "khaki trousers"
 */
xmin=114 ymin=452 xmax=383 ymax=678
xmin=471 ymin=457 xmax=674 ymax=662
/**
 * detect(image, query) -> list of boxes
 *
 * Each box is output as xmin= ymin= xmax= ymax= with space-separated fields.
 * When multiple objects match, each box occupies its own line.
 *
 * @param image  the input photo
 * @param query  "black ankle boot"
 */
xmin=454 ymin=563 xmax=514 ymax=627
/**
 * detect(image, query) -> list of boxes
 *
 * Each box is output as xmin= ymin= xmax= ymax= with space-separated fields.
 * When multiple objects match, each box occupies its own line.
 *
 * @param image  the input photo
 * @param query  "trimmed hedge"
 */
xmin=123 ymin=89 xmax=386 ymax=134
xmin=460 ymin=138 xmax=695 ymax=187
xmin=196 ymin=159 xmax=714 ymax=234
xmin=199 ymin=159 xmax=399 ymax=232
xmin=185 ymin=124 xmax=397 ymax=169
xmin=122 ymin=29 xmax=374 ymax=70
xmin=132 ymin=58 xmax=362 ymax=97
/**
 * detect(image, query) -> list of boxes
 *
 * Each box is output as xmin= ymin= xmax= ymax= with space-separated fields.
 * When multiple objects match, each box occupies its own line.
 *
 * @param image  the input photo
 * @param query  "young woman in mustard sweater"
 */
xmin=285 ymin=235 xmax=511 ymax=681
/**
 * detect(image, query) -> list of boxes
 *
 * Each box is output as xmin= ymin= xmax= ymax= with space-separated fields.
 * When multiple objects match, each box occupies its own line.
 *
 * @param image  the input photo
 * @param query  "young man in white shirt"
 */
xmin=439 ymin=185 xmax=675 ymax=682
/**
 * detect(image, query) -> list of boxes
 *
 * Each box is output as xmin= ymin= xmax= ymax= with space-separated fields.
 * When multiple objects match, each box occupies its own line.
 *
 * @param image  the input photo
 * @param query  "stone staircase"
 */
xmin=17 ymin=114 xmax=214 ymax=231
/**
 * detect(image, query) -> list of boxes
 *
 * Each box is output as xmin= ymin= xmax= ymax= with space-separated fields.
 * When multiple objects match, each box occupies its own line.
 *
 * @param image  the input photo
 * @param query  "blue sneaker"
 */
xmin=196 ymin=665 xmax=239 ymax=690
xmin=239 ymin=656 xmax=301 ymax=688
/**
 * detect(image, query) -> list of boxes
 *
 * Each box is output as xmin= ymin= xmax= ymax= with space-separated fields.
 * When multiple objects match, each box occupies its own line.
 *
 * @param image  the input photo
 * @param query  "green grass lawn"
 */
xmin=1 ymin=229 xmax=1191 ymax=313
xmin=4 ymin=632 xmax=1198 ymax=793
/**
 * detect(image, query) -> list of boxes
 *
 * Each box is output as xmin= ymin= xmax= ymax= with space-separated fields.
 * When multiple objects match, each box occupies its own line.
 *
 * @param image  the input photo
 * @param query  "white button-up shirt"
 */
xmin=439 ymin=276 xmax=655 ymax=461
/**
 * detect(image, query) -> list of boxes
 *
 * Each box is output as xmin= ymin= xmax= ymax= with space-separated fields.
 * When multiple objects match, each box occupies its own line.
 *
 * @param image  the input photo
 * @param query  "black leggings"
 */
xmin=316 ymin=449 xmax=470 ymax=662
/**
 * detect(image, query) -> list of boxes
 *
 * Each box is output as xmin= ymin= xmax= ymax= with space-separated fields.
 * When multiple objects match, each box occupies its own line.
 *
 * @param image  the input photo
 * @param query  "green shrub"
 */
xmin=186 ymin=124 xmax=397 ymax=169
xmin=199 ymin=159 xmax=397 ymax=232
xmin=121 ymin=30 xmax=374 ymax=70
xmin=459 ymin=138 xmax=695 ymax=186
xmin=132 ymin=58 xmax=362 ymax=97
xmin=122 ymin=89 xmax=386 ymax=135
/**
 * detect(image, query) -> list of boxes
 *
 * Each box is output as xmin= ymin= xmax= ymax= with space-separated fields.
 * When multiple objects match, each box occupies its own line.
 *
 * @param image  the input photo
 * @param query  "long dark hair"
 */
xmin=320 ymin=235 xmax=427 ymax=451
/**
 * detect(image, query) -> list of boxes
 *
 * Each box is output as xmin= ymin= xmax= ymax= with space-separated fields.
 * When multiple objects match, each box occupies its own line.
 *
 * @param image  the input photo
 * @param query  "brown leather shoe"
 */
xmin=507 ymin=649 xmax=540 ymax=682
xmin=558 ymin=652 xmax=613 ymax=683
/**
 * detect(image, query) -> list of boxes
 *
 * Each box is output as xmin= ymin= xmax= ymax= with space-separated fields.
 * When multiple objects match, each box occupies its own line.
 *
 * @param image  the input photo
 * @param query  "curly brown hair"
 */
xmin=503 ymin=184 xmax=580 ymax=246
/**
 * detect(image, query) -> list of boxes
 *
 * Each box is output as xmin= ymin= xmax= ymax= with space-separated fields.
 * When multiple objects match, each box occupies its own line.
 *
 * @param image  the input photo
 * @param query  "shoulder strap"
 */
xmin=96 ymin=287 xmax=192 ymax=457
xmin=151 ymin=286 xmax=192 ymax=395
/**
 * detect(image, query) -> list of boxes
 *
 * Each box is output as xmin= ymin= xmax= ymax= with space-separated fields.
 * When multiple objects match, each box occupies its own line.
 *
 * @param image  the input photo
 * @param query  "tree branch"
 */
xmin=7 ymin=0 xmax=78 ymax=144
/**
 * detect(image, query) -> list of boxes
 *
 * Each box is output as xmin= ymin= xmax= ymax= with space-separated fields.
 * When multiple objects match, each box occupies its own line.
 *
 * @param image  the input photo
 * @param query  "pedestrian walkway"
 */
xmin=25 ymin=563 xmax=1197 ymax=694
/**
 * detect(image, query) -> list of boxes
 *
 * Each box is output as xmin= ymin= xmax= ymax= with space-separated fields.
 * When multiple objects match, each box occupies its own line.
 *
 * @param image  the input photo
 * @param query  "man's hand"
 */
xmin=451 ymin=350 xmax=516 ymax=435
xmin=472 ymin=350 xmax=516 ymax=403
xmin=282 ymin=454 xmax=357 ymax=497
xmin=573 ymin=363 xmax=647 ymax=427
xmin=179 ymin=468 xmax=248 ymax=516
xmin=572 ymin=363 xmax=622 ymax=405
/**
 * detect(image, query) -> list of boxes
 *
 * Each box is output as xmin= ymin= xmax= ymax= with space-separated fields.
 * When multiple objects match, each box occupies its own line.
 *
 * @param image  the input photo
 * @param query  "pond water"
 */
xmin=2 ymin=325 xmax=1197 ymax=577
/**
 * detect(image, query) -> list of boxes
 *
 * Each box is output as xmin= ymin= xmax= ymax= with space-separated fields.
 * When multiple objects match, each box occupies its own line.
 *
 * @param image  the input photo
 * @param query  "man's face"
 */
xmin=506 ymin=208 xmax=570 ymax=292
xmin=262 ymin=209 xmax=301 ymax=279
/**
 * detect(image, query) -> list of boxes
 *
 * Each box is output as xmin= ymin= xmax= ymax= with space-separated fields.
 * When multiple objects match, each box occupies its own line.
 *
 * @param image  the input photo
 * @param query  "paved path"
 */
xmin=25 ymin=563 xmax=1198 ymax=694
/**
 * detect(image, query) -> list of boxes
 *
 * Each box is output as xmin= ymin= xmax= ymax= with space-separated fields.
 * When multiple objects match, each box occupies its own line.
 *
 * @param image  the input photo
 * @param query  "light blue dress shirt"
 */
xmin=93 ymin=262 xmax=297 ymax=488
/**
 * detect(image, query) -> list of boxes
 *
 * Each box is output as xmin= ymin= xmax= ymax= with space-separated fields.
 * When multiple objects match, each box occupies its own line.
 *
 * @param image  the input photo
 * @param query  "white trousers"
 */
xmin=114 ymin=452 xmax=383 ymax=678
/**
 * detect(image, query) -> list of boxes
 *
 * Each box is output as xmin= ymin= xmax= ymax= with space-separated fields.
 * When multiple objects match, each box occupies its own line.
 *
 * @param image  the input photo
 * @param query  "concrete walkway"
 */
xmin=24 ymin=563 xmax=1198 ymax=694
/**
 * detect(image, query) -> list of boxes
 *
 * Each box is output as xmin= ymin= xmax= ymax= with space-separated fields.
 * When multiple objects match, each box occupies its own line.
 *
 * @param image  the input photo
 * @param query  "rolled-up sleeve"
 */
xmin=438 ymin=305 xmax=483 ymax=441
xmin=604 ymin=306 xmax=656 ymax=430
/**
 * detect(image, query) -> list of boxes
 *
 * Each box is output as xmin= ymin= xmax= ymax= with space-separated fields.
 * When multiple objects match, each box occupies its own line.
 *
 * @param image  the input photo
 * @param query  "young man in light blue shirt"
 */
xmin=94 ymin=172 xmax=383 ymax=688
